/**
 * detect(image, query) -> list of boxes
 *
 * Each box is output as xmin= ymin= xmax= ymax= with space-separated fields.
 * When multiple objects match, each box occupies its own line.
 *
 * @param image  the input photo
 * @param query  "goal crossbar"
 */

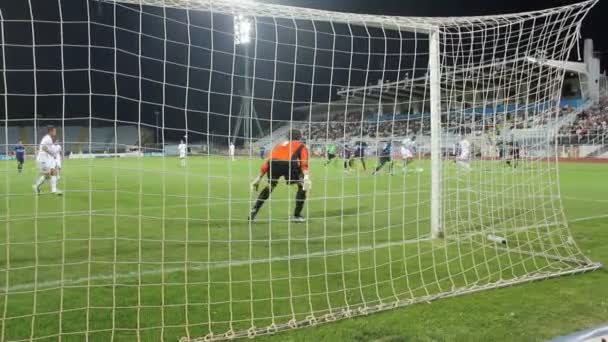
xmin=0 ymin=0 xmax=601 ymax=341
xmin=101 ymin=0 xmax=597 ymax=32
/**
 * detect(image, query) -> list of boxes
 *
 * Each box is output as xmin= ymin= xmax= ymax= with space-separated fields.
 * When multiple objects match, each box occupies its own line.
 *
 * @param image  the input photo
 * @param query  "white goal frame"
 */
xmin=0 ymin=0 xmax=602 ymax=341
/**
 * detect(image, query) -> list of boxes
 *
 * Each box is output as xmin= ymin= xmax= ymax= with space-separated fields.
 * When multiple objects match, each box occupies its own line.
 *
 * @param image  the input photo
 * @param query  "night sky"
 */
xmin=269 ymin=0 xmax=606 ymax=67
xmin=0 ymin=0 xmax=604 ymax=143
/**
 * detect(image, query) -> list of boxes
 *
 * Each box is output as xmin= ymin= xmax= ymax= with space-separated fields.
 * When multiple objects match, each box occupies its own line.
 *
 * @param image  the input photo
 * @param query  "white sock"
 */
xmin=35 ymin=176 xmax=46 ymax=188
xmin=51 ymin=176 xmax=57 ymax=192
xmin=457 ymin=161 xmax=471 ymax=170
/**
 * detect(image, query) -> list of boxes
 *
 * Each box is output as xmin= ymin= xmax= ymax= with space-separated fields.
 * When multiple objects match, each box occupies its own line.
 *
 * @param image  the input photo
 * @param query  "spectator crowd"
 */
xmin=301 ymin=104 xmax=580 ymax=142
xmin=303 ymin=111 xmax=427 ymax=141
xmin=558 ymin=97 xmax=608 ymax=144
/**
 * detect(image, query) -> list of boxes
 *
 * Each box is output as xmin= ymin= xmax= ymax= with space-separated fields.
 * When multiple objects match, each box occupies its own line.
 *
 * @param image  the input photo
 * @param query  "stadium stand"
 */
xmin=0 ymin=126 xmax=151 ymax=153
xmin=558 ymin=96 xmax=608 ymax=145
xmin=252 ymin=96 xmax=606 ymax=162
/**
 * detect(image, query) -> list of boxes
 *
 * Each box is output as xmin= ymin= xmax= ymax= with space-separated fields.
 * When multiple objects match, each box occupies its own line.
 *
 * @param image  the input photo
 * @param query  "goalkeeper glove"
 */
xmin=250 ymin=176 xmax=261 ymax=192
xmin=302 ymin=174 xmax=312 ymax=192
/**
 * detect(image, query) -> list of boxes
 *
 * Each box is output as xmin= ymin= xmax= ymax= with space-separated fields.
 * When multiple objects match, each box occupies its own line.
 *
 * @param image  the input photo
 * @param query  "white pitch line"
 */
xmin=568 ymin=214 xmax=608 ymax=223
xmin=4 ymin=213 xmax=605 ymax=294
xmin=562 ymin=196 xmax=608 ymax=203
xmin=2 ymin=237 xmax=431 ymax=294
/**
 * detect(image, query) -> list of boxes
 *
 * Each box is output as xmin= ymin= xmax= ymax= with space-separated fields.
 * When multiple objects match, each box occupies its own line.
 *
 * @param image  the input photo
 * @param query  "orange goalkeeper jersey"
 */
xmin=260 ymin=140 xmax=309 ymax=175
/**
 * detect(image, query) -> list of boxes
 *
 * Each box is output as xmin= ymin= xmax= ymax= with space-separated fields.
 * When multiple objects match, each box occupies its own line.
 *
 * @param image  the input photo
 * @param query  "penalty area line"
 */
xmin=3 ymin=237 xmax=431 ymax=294
xmin=562 ymin=196 xmax=608 ymax=203
xmin=5 ymin=214 xmax=604 ymax=294
xmin=568 ymin=213 xmax=608 ymax=223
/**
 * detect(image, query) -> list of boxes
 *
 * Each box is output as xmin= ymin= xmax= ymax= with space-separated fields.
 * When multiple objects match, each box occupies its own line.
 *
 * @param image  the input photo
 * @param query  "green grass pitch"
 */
xmin=0 ymin=157 xmax=606 ymax=341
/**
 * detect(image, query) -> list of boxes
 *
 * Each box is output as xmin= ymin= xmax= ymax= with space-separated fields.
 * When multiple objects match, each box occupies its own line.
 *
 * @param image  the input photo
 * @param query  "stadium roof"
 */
xmin=527 ymin=57 xmax=588 ymax=75
xmin=295 ymin=55 xmax=579 ymax=120
xmin=292 ymin=75 xmax=429 ymax=121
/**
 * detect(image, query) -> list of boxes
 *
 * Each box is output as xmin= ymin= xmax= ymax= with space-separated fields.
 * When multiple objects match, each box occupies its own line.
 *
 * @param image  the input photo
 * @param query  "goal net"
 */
xmin=0 ymin=0 xmax=600 ymax=340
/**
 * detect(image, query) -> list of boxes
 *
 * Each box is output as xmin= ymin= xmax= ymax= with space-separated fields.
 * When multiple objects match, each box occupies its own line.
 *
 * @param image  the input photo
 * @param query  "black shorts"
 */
xmin=327 ymin=153 xmax=336 ymax=160
xmin=378 ymin=156 xmax=391 ymax=165
xmin=513 ymin=150 xmax=520 ymax=159
xmin=267 ymin=160 xmax=302 ymax=185
xmin=16 ymin=155 xmax=24 ymax=163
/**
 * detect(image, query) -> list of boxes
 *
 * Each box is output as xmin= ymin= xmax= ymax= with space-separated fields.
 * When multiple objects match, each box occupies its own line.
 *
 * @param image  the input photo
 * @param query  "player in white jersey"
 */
xmin=33 ymin=126 xmax=62 ymax=195
xmin=400 ymin=136 xmax=422 ymax=174
xmin=229 ymin=142 xmax=236 ymax=161
xmin=456 ymin=137 xmax=471 ymax=170
xmin=53 ymin=141 xmax=63 ymax=180
xmin=178 ymin=139 xmax=187 ymax=167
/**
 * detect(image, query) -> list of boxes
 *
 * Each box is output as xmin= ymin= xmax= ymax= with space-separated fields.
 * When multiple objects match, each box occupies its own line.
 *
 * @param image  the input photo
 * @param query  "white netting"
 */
xmin=0 ymin=0 xmax=601 ymax=340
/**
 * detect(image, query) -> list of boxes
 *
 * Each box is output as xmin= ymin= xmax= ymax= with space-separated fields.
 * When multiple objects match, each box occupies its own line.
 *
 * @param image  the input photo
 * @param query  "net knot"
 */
xmin=305 ymin=314 xmax=318 ymax=326
xmin=266 ymin=323 xmax=278 ymax=334
xmin=246 ymin=327 xmax=257 ymax=339
xmin=323 ymin=313 xmax=337 ymax=322
xmin=358 ymin=306 xmax=369 ymax=315
xmin=224 ymin=329 xmax=235 ymax=340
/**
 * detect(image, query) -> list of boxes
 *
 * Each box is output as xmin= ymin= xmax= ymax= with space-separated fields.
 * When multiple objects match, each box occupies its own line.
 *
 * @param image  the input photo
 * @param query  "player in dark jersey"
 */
xmin=343 ymin=144 xmax=354 ymax=172
xmin=510 ymin=142 xmax=520 ymax=168
xmin=14 ymin=140 xmax=25 ymax=173
xmin=501 ymin=142 xmax=513 ymax=167
xmin=354 ymin=141 xmax=367 ymax=171
xmin=498 ymin=142 xmax=505 ymax=162
xmin=500 ymin=141 xmax=520 ymax=168
xmin=249 ymin=129 xmax=311 ymax=223
xmin=372 ymin=141 xmax=393 ymax=175
xmin=259 ymin=145 xmax=266 ymax=159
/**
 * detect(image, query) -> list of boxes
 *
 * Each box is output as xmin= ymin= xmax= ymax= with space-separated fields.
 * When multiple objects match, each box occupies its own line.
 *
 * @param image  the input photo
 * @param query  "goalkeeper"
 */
xmin=249 ymin=129 xmax=311 ymax=223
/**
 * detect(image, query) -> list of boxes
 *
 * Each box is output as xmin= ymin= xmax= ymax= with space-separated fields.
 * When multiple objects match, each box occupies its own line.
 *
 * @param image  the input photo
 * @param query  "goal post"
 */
xmin=0 ymin=0 xmax=603 ymax=341
xmin=429 ymin=28 xmax=442 ymax=239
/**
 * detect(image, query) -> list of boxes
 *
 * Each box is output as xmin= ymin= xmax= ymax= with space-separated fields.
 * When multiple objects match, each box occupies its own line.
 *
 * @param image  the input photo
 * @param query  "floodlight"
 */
xmin=234 ymin=14 xmax=252 ymax=45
